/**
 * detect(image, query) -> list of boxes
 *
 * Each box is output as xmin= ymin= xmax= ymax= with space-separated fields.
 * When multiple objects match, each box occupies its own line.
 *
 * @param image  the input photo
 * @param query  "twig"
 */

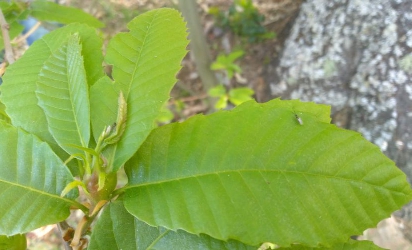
xmin=14 ymin=21 xmax=42 ymax=44
xmin=0 ymin=62 xmax=6 ymax=77
xmin=0 ymin=8 xmax=15 ymax=64
xmin=58 ymin=221 xmax=74 ymax=250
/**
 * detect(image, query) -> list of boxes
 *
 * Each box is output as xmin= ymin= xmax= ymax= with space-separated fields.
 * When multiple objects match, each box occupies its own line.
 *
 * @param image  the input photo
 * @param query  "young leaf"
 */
xmin=0 ymin=122 xmax=79 ymax=236
xmin=0 ymin=24 xmax=103 ymax=160
xmin=208 ymin=84 xmax=227 ymax=97
xmin=229 ymin=87 xmax=254 ymax=106
xmin=94 ymin=8 xmax=188 ymax=171
xmin=0 ymin=234 xmax=26 ymax=250
xmin=123 ymin=99 xmax=412 ymax=247
xmin=90 ymin=76 xmax=119 ymax=140
xmin=29 ymin=1 xmax=104 ymax=28
xmin=88 ymin=200 xmax=256 ymax=250
xmin=36 ymin=33 xmax=90 ymax=155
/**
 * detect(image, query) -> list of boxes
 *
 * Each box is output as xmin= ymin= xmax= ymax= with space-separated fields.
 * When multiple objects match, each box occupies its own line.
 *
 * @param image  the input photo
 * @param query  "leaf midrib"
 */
xmin=65 ymin=39 xmax=87 ymax=148
xmin=123 ymin=14 xmax=157 ymax=99
xmin=125 ymin=168 xmax=404 ymax=194
xmin=0 ymin=178 xmax=76 ymax=205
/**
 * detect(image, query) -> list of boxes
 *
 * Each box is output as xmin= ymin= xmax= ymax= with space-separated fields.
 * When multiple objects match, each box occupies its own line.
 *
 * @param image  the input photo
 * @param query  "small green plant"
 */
xmin=211 ymin=50 xmax=244 ymax=79
xmin=208 ymin=84 xmax=254 ymax=109
xmin=0 ymin=8 xmax=411 ymax=250
xmin=156 ymin=103 xmax=175 ymax=124
xmin=210 ymin=0 xmax=275 ymax=42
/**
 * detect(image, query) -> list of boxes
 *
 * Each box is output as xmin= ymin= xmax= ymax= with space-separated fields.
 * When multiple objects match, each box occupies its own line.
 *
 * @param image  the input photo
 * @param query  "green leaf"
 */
xmin=29 ymin=1 xmax=104 ymax=28
xmin=95 ymin=8 xmax=188 ymax=171
xmin=0 ymin=234 xmax=26 ymax=250
xmin=90 ymin=76 xmax=119 ymax=140
xmin=156 ymin=104 xmax=174 ymax=124
xmin=0 ymin=23 xmax=103 ymax=161
xmin=276 ymin=239 xmax=384 ymax=249
xmin=0 ymin=100 xmax=11 ymax=124
xmin=123 ymin=99 xmax=412 ymax=247
xmin=0 ymin=122 xmax=78 ymax=236
xmin=227 ymin=50 xmax=244 ymax=62
xmin=215 ymin=95 xmax=228 ymax=109
xmin=89 ymin=200 xmax=256 ymax=250
xmin=36 ymin=33 xmax=90 ymax=155
xmin=208 ymin=85 xmax=226 ymax=97
xmin=229 ymin=87 xmax=254 ymax=106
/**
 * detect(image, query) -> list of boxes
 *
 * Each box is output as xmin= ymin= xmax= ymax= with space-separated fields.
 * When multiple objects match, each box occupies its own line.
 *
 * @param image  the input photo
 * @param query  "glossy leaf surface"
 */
xmin=36 ymin=33 xmax=90 ymax=155
xmin=124 ymin=99 xmax=412 ymax=247
xmin=88 ymin=200 xmax=255 ymax=250
xmin=0 ymin=122 xmax=78 ymax=235
xmin=93 ymin=8 xmax=188 ymax=171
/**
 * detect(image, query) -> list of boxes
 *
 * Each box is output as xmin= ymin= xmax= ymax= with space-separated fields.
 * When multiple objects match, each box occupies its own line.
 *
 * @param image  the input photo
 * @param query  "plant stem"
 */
xmin=0 ymin=8 xmax=15 ymax=64
xmin=58 ymin=221 xmax=74 ymax=250
xmin=14 ymin=21 xmax=41 ymax=44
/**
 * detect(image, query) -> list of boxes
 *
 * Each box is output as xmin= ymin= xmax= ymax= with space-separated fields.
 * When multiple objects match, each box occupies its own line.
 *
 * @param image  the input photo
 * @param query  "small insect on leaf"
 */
xmin=295 ymin=114 xmax=303 ymax=125
xmin=291 ymin=108 xmax=304 ymax=126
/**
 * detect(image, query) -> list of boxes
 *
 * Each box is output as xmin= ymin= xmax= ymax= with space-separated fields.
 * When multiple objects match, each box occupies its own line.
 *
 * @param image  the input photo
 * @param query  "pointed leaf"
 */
xmin=97 ymin=8 xmax=188 ymax=171
xmin=0 ymin=24 xmax=103 ymax=161
xmin=36 ymin=33 xmax=90 ymax=154
xmin=123 ymin=99 xmax=412 ymax=247
xmin=29 ymin=1 xmax=104 ymax=28
xmin=0 ymin=234 xmax=26 ymax=250
xmin=89 ymin=200 xmax=255 ymax=250
xmin=0 ymin=122 xmax=78 ymax=236
xmin=90 ymin=76 xmax=120 ymax=142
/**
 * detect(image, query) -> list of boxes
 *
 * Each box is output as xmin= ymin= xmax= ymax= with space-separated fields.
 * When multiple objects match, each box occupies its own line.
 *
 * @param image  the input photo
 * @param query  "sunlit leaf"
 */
xmin=229 ymin=87 xmax=254 ymax=106
xmin=0 ymin=23 xmax=103 ymax=164
xmin=36 ymin=33 xmax=90 ymax=155
xmin=124 ymin=99 xmax=412 ymax=247
xmin=92 ymin=8 xmax=188 ymax=171
xmin=89 ymin=200 xmax=256 ymax=250
xmin=0 ymin=122 xmax=79 ymax=236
